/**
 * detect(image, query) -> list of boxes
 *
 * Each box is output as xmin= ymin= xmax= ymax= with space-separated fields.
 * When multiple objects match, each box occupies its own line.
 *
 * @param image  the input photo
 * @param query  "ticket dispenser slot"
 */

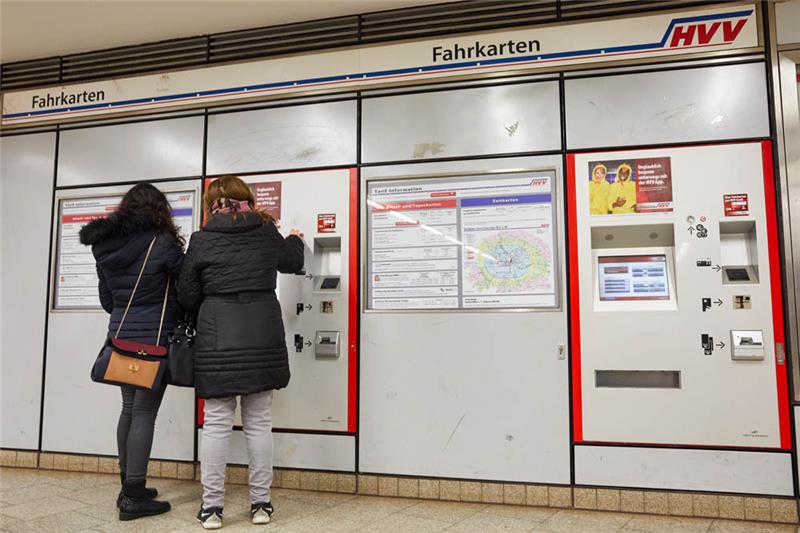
xmin=719 ymin=220 xmax=759 ymax=284
xmin=312 ymin=237 xmax=341 ymax=292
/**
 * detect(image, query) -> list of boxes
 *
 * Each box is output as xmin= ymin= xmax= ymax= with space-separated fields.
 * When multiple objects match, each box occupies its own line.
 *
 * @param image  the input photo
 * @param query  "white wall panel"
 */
xmin=198 ymin=429 xmax=355 ymax=471
xmin=565 ymin=63 xmax=769 ymax=149
xmin=575 ymin=445 xmax=794 ymax=496
xmin=206 ymin=101 xmax=357 ymax=174
xmin=0 ymin=132 xmax=55 ymax=449
xmin=362 ymin=82 xmax=561 ymax=163
xmin=359 ymin=155 xmax=570 ymax=483
xmin=776 ymin=0 xmax=800 ymax=45
xmin=58 ymin=117 xmax=204 ymax=186
xmin=41 ymin=181 xmax=200 ymax=460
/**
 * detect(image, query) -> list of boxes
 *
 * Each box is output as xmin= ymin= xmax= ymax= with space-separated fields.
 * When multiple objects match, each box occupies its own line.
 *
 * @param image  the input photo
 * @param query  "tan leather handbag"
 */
xmin=90 ymin=236 xmax=170 ymax=390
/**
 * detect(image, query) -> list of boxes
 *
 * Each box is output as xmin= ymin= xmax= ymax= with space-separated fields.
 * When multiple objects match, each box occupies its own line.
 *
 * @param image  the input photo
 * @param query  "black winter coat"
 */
xmin=177 ymin=212 xmax=304 ymax=399
xmin=79 ymin=211 xmax=184 ymax=345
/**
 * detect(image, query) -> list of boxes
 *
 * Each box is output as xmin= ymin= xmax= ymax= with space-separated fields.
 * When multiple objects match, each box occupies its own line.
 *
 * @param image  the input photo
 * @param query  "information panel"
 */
xmin=367 ymin=172 xmax=558 ymax=310
xmin=55 ymin=191 xmax=196 ymax=310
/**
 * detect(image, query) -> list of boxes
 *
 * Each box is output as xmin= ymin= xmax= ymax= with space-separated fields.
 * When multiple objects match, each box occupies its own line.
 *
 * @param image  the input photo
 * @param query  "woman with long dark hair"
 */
xmin=178 ymin=176 xmax=304 ymax=530
xmin=79 ymin=183 xmax=184 ymax=520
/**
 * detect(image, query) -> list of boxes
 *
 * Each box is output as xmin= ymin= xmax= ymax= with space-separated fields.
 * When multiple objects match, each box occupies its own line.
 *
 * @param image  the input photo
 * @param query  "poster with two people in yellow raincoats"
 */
xmin=588 ymin=157 xmax=673 ymax=215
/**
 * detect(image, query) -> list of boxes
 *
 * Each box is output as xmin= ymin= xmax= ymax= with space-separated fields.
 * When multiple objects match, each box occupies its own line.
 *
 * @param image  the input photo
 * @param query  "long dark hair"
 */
xmin=120 ymin=183 xmax=185 ymax=248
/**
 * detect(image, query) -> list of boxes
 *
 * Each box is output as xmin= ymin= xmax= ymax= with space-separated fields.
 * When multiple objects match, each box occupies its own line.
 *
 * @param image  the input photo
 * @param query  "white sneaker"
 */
xmin=251 ymin=502 xmax=273 ymax=525
xmin=197 ymin=507 xmax=223 ymax=530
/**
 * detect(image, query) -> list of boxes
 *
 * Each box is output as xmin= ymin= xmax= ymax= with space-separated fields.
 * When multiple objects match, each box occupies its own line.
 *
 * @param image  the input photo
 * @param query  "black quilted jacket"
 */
xmin=177 ymin=212 xmax=304 ymax=398
xmin=79 ymin=211 xmax=184 ymax=345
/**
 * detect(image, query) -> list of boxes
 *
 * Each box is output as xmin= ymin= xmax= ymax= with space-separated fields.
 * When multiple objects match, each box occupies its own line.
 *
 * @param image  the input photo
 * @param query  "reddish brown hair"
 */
xmin=203 ymin=175 xmax=275 ymax=224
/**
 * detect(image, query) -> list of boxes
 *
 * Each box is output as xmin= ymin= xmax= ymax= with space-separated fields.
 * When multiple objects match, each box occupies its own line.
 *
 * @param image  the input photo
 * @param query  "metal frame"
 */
xmin=48 ymin=185 xmax=202 ymax=313
xmin=360 ymin=167 xmax=564 ymax=314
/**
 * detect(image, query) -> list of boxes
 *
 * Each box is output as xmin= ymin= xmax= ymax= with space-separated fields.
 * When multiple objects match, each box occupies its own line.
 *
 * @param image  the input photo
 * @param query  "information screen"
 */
xmin=366 ymin=172 xmax=558 ymax=310
xmin=597 ymin=255 xmax=670 ymax=301
xmin=54 ymin=191 xmax=196 ymax=310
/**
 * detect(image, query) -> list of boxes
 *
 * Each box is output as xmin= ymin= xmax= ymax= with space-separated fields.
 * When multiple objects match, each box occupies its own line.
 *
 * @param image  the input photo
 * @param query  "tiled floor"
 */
xmin=0 ymin=468 xmax=796 ymax=533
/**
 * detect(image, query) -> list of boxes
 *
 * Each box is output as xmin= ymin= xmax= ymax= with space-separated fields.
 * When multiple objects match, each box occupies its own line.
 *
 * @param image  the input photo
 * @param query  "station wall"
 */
xmin=1 ymin=5 xmax=798 ymax=500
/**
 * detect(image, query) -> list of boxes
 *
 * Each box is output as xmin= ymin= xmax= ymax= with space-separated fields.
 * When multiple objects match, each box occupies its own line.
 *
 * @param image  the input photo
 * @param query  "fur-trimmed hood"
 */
xmin=79 ymin=210 xmax=158 ymax=246
xmin=79 ymin=211 xmax=158 ymax=270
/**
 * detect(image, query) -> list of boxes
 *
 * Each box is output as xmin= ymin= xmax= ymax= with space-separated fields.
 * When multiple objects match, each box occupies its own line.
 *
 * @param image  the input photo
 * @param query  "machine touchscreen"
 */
xmin=597 ymin=254 xmax=670 ymax=301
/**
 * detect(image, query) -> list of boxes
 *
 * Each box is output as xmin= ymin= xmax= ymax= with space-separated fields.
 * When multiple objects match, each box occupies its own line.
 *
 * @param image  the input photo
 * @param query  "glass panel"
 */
xmin=565 ymin=63 xmax=769 ymax=149
xmin=58 ymin=116 xmax=204 ymax=186
xmin=362 ymin=82 xmax=561 ymax=163
xmin=206 ymin=100 xmax=357 ymax=174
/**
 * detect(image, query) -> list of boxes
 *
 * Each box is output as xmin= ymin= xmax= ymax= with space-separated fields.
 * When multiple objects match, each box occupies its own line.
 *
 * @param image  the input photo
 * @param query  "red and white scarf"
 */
xmin=210 ymin=197 xmax=251 ymax=215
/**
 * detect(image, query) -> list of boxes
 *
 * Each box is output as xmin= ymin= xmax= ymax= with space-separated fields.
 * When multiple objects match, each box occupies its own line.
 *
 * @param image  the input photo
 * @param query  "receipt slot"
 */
xmin=569 ymin=143 xmax=789 ymax=449
xmin=206 ymin=169 xmax=357 ymax=434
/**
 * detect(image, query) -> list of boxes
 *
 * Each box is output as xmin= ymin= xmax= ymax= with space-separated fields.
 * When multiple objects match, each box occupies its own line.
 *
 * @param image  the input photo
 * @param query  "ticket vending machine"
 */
xmin=199 ymin=168 xmax=357 ymax=470
xmin=569 ymin=141 xmax=789 ymax=451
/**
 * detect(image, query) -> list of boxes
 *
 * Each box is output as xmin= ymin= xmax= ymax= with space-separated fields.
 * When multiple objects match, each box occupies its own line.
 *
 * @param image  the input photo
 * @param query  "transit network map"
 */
xmin=367 ymin=173 xmax=558 ymax=310
xmin=464 ymin=230 xmax=552 ymax=294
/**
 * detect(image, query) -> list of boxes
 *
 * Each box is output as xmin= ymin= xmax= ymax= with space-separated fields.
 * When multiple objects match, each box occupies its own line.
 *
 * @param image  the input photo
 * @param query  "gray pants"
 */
xmin=200 ymin=391 xmax=274 ymax=508
xmin=117 ymin=383 xmax=166 ymax=483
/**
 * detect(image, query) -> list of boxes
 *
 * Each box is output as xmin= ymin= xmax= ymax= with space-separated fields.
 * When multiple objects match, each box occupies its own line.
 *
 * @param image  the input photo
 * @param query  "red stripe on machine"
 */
xmin=348 ymin=168 xmax=359 ymax=434
xmin=566 ymin=153 xmax=583 ymax=443
xmin=761 ymin=140 xmax=791 ymax=450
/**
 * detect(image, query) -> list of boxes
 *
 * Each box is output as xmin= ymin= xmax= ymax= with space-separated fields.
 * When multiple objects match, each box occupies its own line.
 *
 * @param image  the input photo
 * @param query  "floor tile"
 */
xmin=445 ymin=513 xmax=542 ymax=532
xmin=0 ymin=470 xmax=43 ymax=492
xmin=37 ymin=471 xmax=118 ymax=491
xmin=2 ymin=510 xmax=109 ymax=533
xmin=357 ymin=513 xmax=452 ymax=533
xmin=65 ymin=484 xmax=128 ymax=505
xmin=91 ymin=514 xmax=197 ymax=533
xmin=275 ymin=489 xmax=359 ymax=507
xmin=272 ymin=500 xmax=329 ymax=524
xmin=623 ymin=515 xmax=713 ymax=533
xmin=79 ymin=498 xmax=125 ymax=521
xmin=277 ymin=514 xmax=371 ymax=533
xmin=708 ymin=519 xmax=798 ymax=533
xmin=478 ymin=503 xmax=558 ymax=522
xmin=333 ymin=495 xmax=419 ymax=515
xmin=1 ymin=468 xmax=798 ymax=533
xmin=400 ymin=500 xmax=487 ymax=523
xmin=0 ymin=515 xmax=29 ymax=533
xmin=0 ymin=482 xmax=72 ymax=505
xmin=2 ymin=495 xmax=87 ymax=521
xmin=539 ymin=509 xmax=632 ymax=533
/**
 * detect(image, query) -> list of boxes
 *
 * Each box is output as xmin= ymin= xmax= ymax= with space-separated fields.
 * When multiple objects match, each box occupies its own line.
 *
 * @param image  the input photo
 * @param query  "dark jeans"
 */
xmin=117 ymin=383 xmax=167 ymax=483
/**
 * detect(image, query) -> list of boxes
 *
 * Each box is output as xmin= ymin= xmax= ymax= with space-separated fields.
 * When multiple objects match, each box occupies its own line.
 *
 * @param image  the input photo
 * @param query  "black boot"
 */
xmin=119 ymin=480 xmax=171 ymax=521
xmin=117 ymin=473 xmax=158 ymax=508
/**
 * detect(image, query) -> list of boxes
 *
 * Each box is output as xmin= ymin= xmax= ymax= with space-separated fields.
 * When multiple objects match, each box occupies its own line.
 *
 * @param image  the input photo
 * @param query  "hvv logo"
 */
xmin=667 ymin=16 xmax=749 ymax=48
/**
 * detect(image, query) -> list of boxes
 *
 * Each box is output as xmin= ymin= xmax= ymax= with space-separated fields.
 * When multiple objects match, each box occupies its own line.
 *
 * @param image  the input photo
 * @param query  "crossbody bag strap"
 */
xmin=114 ymin=236 xmax=157 ymax=339
xmin=156 ymin=274 xmax=170 ymax=345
